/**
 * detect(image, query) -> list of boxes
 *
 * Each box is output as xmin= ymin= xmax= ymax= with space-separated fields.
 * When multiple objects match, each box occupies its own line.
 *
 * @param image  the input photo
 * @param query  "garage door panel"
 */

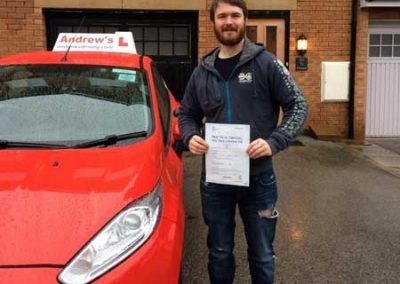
xmin=367 ymin=23 xmax=400 ymax=137
xmin=367 ymin=59 xmax=400 ymax=137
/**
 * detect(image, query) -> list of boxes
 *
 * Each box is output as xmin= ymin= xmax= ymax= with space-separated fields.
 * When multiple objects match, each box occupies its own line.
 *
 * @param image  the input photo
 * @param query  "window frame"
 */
xmin=151 ymin=63 xmax=172 ymax=148
xmin=369 ymin=32 xmax=400 ymax=58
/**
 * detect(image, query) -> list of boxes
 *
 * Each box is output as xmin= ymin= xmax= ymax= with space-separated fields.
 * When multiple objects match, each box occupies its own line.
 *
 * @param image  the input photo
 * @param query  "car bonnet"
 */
xmin=0 ymin=136 xmax=163 ymax=265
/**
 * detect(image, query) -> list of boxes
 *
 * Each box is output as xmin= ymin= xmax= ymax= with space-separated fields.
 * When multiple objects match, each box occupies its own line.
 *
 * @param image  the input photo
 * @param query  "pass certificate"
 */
xmin=205 ymin=123 xmax=250 ymax=187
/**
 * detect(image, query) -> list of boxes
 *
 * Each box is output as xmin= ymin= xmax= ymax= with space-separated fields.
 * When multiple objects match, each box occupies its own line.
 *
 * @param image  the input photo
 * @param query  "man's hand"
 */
xmin=189 ymin=135 xmax=209 ymax=155
xmin=246 ymin=138 xmax=272 ymax=159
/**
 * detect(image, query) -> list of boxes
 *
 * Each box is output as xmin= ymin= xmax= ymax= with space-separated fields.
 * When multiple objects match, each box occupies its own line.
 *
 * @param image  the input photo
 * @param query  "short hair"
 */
xmin=209 ymin=0 xmax=248 ymax=22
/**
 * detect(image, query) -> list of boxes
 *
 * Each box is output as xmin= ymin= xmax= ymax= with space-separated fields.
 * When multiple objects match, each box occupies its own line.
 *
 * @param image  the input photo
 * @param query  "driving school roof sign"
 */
xmin=53 ymin=32 xmax=137 ymax=54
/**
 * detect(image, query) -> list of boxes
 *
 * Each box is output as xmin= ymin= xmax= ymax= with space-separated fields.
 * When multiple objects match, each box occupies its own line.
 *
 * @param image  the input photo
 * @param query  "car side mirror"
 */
xmin=173 ymin=108 xmax=181 ymax=118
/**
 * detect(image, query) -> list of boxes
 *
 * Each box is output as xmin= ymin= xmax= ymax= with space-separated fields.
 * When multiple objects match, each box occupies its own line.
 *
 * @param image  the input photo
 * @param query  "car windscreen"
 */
xmin=0 ymin=64 xmax=151 ymax=147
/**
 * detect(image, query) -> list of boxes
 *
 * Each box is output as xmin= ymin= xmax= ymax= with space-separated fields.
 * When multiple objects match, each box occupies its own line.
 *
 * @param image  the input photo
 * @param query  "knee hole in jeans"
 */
xmin=258 ymin=208 xmax=279 ymax=219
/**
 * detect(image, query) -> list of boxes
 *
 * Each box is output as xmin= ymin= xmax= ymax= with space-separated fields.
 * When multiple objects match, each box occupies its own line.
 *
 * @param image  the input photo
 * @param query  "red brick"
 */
xmin=6 ymin=1 xmax=24 ymax=7
xmin=7 ymin=24 xmax=22 ymax=30
xmin=7 ymin=12 xmax=25 ymax=19
xmin=0 ymin=6 xmax=14 ymax=12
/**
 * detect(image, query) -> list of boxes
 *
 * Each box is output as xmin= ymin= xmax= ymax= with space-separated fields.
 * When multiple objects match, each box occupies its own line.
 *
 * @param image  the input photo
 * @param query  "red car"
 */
xmin=0 ymin=43 xmax=184 ymax=283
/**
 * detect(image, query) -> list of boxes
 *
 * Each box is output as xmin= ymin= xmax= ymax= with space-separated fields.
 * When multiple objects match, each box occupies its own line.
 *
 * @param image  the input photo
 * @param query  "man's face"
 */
xmin=213 ymin=2 xmax=246 ymax=46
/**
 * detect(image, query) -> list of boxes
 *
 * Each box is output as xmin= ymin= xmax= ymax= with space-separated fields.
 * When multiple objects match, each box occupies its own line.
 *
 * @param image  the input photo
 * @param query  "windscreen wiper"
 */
xmin=0 ymin=140 xmax=68 ymax=149
xmin=72 ymin=131 xmax=148 ymax=149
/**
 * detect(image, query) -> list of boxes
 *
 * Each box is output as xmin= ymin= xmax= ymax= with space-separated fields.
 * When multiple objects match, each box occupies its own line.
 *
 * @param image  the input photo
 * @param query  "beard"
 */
xmin=213 ymin=24 xmax=245 ymax=46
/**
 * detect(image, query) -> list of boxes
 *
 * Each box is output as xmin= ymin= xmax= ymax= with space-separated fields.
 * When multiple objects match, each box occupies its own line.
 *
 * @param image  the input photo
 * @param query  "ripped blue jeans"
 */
xmin=200 ymin=168 xmax=278 ymax=284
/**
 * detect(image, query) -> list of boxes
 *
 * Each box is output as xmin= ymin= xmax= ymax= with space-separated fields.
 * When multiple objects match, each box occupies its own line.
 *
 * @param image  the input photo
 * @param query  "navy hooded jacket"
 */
xmin=179 ymin=38 xmax=308 ymax=174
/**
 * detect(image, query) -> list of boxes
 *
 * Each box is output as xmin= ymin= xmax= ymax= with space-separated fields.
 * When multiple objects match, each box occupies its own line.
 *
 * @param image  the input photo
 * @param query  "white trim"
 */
xmin=368 ymin=58 xmax=400 ymax=62
xmin=361 ymin=0 xmax=400 ymax=7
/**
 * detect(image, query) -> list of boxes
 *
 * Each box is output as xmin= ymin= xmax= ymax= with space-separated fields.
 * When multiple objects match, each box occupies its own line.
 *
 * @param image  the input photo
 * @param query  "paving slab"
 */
xmin=344 ymin=139 xmax=400 ymax=178
xmin=368 ymin=138 xmax=400 ymax=156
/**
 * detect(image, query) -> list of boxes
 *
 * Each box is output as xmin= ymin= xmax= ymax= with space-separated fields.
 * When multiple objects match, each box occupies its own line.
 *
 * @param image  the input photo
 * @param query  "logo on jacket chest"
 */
xmin=238 ymin=72 xmax=253 ymax=83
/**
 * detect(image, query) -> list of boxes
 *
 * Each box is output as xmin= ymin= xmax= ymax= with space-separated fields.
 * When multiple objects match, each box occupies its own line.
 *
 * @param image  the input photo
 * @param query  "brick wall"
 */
xmin=0 ymin=0 xmax=44 ymax=57
xmin=290 ymin=0 xmax=354 ymax=138
xmin=199 ymin=0 xmax=218 ymax=58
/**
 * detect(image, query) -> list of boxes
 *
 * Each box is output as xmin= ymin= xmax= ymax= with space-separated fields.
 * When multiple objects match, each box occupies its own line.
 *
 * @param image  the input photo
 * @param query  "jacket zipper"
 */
xmin=224 ymin=82 xmax=232 ymax=123
xmin=225 ymin=66 xmax=238 ymax=124
xmin=207 ymin=62 xmax=243 ymax=125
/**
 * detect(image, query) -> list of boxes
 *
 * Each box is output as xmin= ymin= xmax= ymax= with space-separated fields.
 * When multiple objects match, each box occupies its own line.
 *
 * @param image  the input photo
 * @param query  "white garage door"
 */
xmin=366 ymin=22 xmax=400 ymax=137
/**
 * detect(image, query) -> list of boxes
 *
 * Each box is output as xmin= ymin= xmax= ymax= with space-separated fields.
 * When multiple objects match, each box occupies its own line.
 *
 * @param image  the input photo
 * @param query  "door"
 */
xmin=246 ymin=19 xmax=286 ymax=123
xmin=246 ymin=19 xmax=286 ymax=63
xmin=366 ymin=22 xmax=400 ymax=137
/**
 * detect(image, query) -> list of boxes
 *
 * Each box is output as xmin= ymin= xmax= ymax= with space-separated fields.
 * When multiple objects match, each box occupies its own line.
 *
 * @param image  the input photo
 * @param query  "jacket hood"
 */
xmin=199 ymin=37 xmax=266 ymax=109
xmin=202 ymin=37 xmax=265 ymax=70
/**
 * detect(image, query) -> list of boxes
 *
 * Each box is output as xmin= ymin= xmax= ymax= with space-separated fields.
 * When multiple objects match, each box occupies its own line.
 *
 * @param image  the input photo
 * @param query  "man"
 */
xmin=178 ymin=0 xmax=308 ymax=283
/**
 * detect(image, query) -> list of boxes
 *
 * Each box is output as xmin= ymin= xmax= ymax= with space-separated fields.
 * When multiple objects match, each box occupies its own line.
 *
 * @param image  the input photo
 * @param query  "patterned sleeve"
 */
xmin=266 ymin=59 xmax=308 ymax=155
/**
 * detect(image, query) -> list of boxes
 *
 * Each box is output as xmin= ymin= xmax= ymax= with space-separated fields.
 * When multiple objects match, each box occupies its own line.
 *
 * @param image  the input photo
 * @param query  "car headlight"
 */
xmin=58 ymin=182 xmax=162 ymax=284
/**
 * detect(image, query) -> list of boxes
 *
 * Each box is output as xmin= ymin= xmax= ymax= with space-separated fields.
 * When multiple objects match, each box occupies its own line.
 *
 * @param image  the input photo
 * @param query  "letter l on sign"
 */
xmin=119 ymin=36 xmax=128 ymax=47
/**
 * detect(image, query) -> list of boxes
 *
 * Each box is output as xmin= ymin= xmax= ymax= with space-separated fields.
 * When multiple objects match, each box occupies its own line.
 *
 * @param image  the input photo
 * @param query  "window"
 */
xmin=55 ymin=24 xmax=189 ymax=57
xmin=151 ymin=64 xmax=171 ymax=146
xmin=130 ymin=26 xmax=189 ymax=56
xmin=369 ymin=33 xmax=400 ymax=58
